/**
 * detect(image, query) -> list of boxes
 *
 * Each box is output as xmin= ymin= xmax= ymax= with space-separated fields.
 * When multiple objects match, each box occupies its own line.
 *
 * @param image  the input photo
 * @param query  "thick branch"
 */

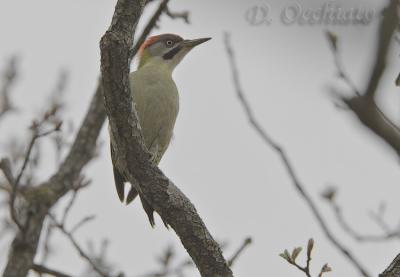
xmin=381 ymin=253 xmax=400 ymax=277
xmin=335 ymin=1 xmax=400 ymax=154
xmin=345 ymin=96 xmax=400 ymax=154
xmin=364 ymin=0 xmax=398 ymax=99
xmin=100 ymin=1 xmax=233 ymax=276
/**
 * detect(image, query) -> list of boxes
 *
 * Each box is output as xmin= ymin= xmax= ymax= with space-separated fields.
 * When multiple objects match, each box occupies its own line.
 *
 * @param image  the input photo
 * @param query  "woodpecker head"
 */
xmin=138 ymin=33 xmax=211 ymax=70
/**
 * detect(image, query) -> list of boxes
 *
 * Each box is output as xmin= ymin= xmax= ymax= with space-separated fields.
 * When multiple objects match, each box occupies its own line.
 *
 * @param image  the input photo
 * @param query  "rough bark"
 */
xmin=100 ymin=0 xmax=233 ymax=276
xmin=380 ymin=253 xmax=400 ymax=277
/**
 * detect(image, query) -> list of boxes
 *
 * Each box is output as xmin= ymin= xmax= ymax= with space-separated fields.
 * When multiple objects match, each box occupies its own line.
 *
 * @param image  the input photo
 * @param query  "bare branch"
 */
xmin=325 ymin=31 xmax=360 ymax=96
xmin=48 ymin=214 xmax=109 ymax=277
xmin=31 ymin=264 xmax=73 ymax=277
xmin=8 ymin=118 xmax=61 ymax=232
xmin=69 ymin=215 xmax=96 ymax=234
xmin=0 ymin=55 xmax=18 ymax=121
xmin=228 ymin=237 xmax=252 ymax=267
xmin=327 ymin=1 xmax=400 ymax=155
xmin=164 ymin=6 xmax=189 ymax=23
xmin=224 ymin=32 xmax=370 ymax=277
xmin=322 ymin=187 xmax=400 ymax=242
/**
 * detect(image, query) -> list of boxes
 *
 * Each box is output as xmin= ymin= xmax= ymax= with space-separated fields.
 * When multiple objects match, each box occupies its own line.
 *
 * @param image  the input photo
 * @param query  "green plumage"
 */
xmin=110 ymin=61 xmax=178 ymax=227
xmin=132 ymin=62 xmax=179 ymax=164
xmin=109 ymin=33 xmax=210 ymax=227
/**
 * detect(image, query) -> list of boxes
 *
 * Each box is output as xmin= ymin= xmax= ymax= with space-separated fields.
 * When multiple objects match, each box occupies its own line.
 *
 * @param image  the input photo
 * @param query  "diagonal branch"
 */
xmin=224 ymin=32 xmax=370 ymax=277
xmin=227 ymin=237 xmax=252 ymax=267
xmin=31 ymin=264 xmax=73 ymax=277
xmin=48 ymin=214 xmax=107 ymax=277
xmin=100 ymin=0 xmax=233 ymax=276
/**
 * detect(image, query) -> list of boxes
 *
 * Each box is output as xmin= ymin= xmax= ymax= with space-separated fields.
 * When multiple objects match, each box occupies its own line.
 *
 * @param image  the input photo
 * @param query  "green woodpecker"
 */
xmin=110 ymin=33 xmax=211 ymax=227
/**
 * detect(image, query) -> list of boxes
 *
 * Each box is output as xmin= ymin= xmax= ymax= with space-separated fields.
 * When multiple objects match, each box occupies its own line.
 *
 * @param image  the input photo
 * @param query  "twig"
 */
xmin=137 ymin=238 xmax=246 ymax=277
xmin=9 ymin=120 xmax=61 ymax=232
xmin=228 ymin=237 xmax=252 ymax=267
xmin=31 ymin=263 xmax=73 ymax=277
xmin=325 ymin=31 xmax=360 ymax=96
xmin=70 ymin=215 xmax=96 ymax=234
xmin=0 ymin=55 xmax=18 ymax=121
xmin=322 ymin=189 xmax=400 ymax=242
xmin=224 ymin=32 xmax=370 ymax=277
xmin=60 ymin=176 xmax=90 ymax=225
xmin=48 ymin=213 xmax=108 ymax=277
xmin=164 ymin=6 xmax=189 ymax=23
xmin=280 ymin=239 xmax=331 ymax=277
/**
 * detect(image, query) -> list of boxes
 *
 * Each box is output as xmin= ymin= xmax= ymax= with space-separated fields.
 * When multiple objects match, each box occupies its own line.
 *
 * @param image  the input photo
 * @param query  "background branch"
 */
xmin=2 ymin=1 xmax=188 ymax=276
xmin=0 ymin=55 xmax=18 ymax=121
xmin=328 ymin=1 xmax=400 ymax=155
xmin=31 ymin=264 xmax=73 ymax=277
xmin=224 ymin=32 xmax=370 ymax=277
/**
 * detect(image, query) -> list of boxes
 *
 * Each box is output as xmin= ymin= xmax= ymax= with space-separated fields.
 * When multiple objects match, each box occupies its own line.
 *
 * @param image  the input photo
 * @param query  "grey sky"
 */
xmin=1 ymin=0 xmax=399 ymax=276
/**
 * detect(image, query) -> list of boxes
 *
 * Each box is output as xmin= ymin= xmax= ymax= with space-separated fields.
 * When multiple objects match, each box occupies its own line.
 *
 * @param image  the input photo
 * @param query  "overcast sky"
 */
xmin=1 ymin=0 xmax=400 ymax=276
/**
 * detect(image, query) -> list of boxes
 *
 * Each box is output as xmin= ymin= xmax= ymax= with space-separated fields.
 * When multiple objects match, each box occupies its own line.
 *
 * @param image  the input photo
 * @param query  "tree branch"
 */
xmin=0 ymin=55 xmax=18 ymax=121
xmin=224 ymin=32 xmax=370 ymax=277
xmin=322 ymin=188 xmax=400 ymax=242
xmin=2 ymin=1 xmax=181 ymax=276
xmin=227 ymin=237 xmax=252 ymax=267
xmin=328 ymin=1 xmax=400 ymax=154
xmin=48 ymin=213 xmax=108 ymax=277
xmin=381 ymin=253 xmax=400 ymax=277
xmin=100 ymin=0 xmax=233 ymax=276
xmin=31 ymin=264 xmax=73 ymax=277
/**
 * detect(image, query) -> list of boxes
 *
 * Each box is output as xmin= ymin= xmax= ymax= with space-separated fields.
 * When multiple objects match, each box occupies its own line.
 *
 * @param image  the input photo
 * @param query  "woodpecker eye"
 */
xmin=165 ymin=40 xmax=174 ymax=47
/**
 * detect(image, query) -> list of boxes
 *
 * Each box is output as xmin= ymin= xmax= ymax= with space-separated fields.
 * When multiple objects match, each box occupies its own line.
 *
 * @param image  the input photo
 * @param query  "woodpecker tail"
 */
xmin=139 ymin=194 xmax=169 ymax=229
xmin=140 ymin=195 xmax=155 ymax=227
xmin=126 ymin=186 xmax=138 ymax=204
xmin=110 ymin=143 xmax=168 ymax=228
xmin=111 ymin=143 xmax=125 ymax=202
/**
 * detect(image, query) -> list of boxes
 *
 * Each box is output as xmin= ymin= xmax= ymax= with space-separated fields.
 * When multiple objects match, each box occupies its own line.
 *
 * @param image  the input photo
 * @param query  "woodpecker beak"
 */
xmin=182 ymin=37 xmax=212 ymax=48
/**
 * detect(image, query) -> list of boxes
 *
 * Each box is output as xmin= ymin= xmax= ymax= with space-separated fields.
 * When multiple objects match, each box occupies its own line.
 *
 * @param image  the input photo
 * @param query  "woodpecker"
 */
xmin=110 ymin=33 xmax=211 ymax=227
